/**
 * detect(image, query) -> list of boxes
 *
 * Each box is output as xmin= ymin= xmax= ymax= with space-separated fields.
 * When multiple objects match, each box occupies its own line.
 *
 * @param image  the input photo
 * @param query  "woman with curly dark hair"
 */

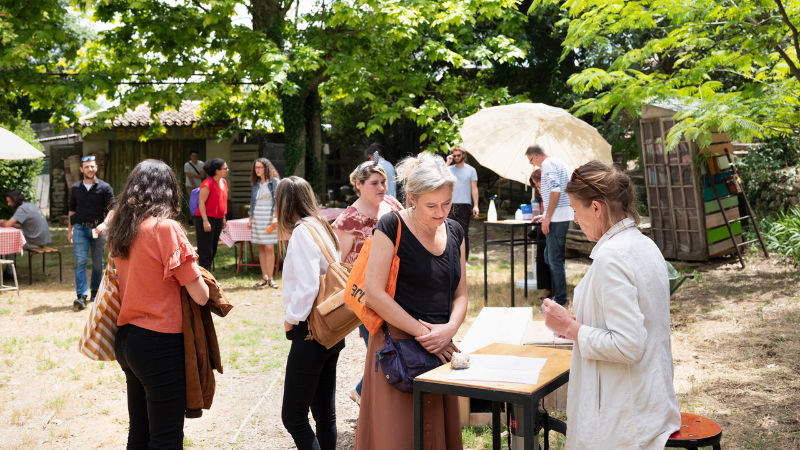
xmin=107 ymin=159 xmax=210 ymax=448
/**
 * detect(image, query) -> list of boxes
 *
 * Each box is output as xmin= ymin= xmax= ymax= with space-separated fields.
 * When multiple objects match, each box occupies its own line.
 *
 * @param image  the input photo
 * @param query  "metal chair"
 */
xmin=0 ymin=259 xmax=20 ymax=295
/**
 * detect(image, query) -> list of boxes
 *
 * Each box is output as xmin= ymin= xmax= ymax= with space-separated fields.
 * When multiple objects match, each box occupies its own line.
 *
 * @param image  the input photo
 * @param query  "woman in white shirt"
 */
xmin=275 ymin=176 xmax=343 ymax=450
xmin=541 ymin=161 xmax=680 ymax=449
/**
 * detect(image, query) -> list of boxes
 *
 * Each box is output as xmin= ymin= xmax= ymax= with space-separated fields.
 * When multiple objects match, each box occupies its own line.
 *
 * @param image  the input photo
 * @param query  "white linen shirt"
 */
xmin=281 ymin=217 xmax=340 ymax=325
xmin=566 ymin=218 xmax=681 ymax=449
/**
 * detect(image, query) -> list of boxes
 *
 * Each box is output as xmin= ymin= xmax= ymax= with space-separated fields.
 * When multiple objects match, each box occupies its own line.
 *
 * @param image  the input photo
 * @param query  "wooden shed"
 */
xmin=639 ymin=104 xmax=741 ymax=261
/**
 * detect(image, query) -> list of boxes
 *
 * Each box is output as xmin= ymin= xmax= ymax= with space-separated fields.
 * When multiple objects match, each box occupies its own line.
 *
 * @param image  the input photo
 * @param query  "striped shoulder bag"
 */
xmin=78 ymin=261 xmax=121 ymax=361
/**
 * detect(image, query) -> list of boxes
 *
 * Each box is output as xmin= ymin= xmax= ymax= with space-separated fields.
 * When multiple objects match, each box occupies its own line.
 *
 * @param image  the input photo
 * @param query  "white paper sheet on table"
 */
xmin=447 ymin=354 xmax=547 ymax=384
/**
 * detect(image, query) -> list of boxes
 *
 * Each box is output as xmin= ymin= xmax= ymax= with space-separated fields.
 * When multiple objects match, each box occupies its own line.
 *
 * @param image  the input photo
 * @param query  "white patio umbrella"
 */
xmin=0 ymin=126 xmax=45 ymax=160
xmin=459 ymin=103 xmax=612 ymax=185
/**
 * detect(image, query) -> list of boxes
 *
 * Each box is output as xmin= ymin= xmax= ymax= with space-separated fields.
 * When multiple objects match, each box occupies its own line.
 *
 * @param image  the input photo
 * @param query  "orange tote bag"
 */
xmin=344 ymin=214 xmax=402 ymax=335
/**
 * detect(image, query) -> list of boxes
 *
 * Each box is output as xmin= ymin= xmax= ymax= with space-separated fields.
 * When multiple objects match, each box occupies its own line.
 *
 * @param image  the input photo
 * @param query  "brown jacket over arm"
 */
xmin=181 ymin=267 xmax=232 ymax=418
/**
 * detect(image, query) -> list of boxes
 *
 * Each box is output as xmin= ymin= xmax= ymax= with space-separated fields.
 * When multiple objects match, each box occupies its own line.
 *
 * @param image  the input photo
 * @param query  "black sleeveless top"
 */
xmin=374 ymin=212 xmax=463 ymax=324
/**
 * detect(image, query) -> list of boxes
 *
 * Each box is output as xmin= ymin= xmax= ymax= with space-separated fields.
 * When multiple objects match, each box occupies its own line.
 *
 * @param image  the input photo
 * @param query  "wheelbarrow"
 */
xmin=666 ymin=261 xmax=695 ymax=296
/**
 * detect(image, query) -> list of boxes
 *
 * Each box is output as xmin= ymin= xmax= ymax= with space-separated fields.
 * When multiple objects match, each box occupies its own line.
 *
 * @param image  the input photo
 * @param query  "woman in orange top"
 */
xmin=107 ymin=159 xmax=210 ymax=449
xmin=194 ymin=158 xmax=229 ymax=270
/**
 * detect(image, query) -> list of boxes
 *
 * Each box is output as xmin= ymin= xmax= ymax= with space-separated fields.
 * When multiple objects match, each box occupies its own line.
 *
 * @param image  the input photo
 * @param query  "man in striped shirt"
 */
xmin=526 ymin=145 xmax=574 ymax=306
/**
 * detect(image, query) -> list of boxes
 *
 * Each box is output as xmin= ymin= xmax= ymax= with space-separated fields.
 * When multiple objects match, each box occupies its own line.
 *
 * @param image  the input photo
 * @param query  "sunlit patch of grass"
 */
xmin=230 ymin=327 xmax=265 ymax=348
xmin=36 ymin=355 xmax=56 ymax=371
xmin=52 ymin=336 xmax=78 ymax=350
xmin=226 ymin=349 xmax=241 ymax=369
xmin=0 ymin=308 xmax=10 ymax=315
xmin=1 ymin=337 xmax=20 ymax=354
xmin=9 ymin=406 xmax=30 ymax=426
xmin=45 ymin=393 xmax=69 ymax=413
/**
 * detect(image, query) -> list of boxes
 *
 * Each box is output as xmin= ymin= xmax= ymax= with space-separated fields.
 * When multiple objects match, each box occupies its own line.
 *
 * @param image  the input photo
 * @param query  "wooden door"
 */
xmin=640 ymin=119 xmax=705 ymax=260
xmin=107 ymin=139 xmax=205 ymax=195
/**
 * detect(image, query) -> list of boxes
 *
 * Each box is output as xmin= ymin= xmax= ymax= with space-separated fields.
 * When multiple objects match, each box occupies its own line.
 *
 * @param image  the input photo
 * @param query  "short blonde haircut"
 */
xmin=395 ymin=152 xmax=456 ymax=205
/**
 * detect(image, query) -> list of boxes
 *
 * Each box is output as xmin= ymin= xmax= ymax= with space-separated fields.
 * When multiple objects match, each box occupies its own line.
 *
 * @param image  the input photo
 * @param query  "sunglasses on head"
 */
xmin=357 ymin=160 xmax=379 ymax=173
xmin=81 ymin=155 xmax=96 ymax=162
xmin=571 ymin=167 xmax=604 ymax=195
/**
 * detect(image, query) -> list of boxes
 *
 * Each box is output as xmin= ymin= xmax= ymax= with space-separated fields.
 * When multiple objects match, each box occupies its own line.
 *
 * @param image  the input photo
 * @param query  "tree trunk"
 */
xmin=306 ymin=87 xmax=324 ymax=198
xmin=281 ymin=90 xmax=307 ymax=177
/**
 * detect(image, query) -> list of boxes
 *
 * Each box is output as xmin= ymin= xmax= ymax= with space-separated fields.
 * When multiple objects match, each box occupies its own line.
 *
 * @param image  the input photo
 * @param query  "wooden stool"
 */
xmin=0 ymin=259 xmax=20 ymax=295
xmin=666 ymin=412 xmax=722 ymax=449
xmin=26 ymin=247 xmax=62 ymax=284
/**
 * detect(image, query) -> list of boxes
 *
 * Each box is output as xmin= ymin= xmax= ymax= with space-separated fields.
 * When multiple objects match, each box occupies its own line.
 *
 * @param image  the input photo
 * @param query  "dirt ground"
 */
xmin=1 ymin=225 xmax=798 ymax=449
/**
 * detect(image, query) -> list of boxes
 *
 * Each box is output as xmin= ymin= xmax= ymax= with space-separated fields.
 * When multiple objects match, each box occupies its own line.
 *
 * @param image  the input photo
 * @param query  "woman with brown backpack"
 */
xmin=275 ymin=176 xmax=343 ymax=450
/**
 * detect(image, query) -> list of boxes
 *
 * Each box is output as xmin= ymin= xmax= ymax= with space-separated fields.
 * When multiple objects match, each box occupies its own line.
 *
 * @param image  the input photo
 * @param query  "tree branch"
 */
xmin=191 ymin=0 xmax=211 ymax=14
xmin=774 ymin=0 xmax=800 ymax=65
xmin=747 ymin=8 xmax=800 ymax=83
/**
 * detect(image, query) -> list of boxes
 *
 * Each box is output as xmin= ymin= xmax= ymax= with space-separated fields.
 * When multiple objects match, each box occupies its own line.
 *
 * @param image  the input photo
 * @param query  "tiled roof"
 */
xmin=78 ymin=102 xmax=201 ymax=127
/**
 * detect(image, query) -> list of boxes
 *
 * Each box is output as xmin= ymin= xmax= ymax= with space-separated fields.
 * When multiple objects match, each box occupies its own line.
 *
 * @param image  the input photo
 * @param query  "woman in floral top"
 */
xmin=331 ymin=160 xmax=402 ymax=404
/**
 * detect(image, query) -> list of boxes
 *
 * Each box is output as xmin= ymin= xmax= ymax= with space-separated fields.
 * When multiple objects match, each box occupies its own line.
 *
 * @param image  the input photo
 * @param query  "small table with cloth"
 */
xmin=0 ymin=227 xmax=26 ymax=255
xmin=220 ymin=209 xmax=345 ymax=273
xmin=413 ymin=343 xmax=571 ymax=450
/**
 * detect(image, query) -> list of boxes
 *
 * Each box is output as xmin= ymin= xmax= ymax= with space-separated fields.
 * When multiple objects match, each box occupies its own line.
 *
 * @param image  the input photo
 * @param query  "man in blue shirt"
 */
xmin=446 ymin=145 xmax=479 ymax=258
xmin=364 ymin=143 xmax=397 ymax=198
xmin=526 ymin=145 xmax=573 ymax=306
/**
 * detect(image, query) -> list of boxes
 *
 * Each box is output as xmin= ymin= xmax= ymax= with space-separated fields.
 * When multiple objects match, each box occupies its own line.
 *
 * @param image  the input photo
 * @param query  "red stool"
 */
xmin=666 ymin=412 xmax=722 ymax=449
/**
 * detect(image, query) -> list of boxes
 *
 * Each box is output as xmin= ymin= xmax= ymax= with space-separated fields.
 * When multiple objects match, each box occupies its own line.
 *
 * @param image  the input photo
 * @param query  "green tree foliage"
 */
xmin=0 ymin=121 xmax=45 ymax=219
xmin=534 ymin=0 xmax=800 ymax=148
xmin=0 ymin=0 xmax=95 ymax=126
xmin=69 ymin=0 xmax=528 ymax=184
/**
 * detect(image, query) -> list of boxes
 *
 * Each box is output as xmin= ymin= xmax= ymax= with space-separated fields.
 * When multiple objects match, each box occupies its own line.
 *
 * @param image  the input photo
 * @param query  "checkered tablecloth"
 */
xmin=0 ymin=227 xmax=26 ymax=255
xmin=220 ymin=218 xmax=250 ymax=248
xmin=219 ymin=209 xmax=344 ymax=248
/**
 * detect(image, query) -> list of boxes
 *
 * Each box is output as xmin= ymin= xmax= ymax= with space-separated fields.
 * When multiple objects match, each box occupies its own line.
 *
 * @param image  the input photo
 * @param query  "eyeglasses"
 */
xmin=571 ymin=167 xmax=604 ymax=195
xmin=81 ymin=155 xmax=96 ymax=162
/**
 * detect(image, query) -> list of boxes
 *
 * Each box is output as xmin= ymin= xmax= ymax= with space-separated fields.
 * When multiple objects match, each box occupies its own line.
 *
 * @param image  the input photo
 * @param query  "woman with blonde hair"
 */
xmin=331 ymin=160 xmax=403 ymax=405
xmin=541 ymin=160 xmax=680 ymax=449
xmin=276 ymin=176 xmax=344 ymax=450
xmin=107 ymin=159 xmax=209 ymax=448
xmin=354 ymin=152 xmax=467 ymax=450
xmin=248 ymin=157 xmax=281 ymax=288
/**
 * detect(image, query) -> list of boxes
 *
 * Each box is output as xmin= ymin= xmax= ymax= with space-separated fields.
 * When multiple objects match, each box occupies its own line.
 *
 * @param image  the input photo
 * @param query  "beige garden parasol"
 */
xmin=0 ymin=126 xmax=45 ymax=160
xmin=459 ymin=103 xmax=612 ymax=185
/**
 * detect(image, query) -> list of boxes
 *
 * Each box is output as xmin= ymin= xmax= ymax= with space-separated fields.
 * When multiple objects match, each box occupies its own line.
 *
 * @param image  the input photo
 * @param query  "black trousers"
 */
xmin=448 ymin=203 xmax=472 ymax=258
xmin=194 ymin=216 xmax=224 ymax=270
xmin=115 ymin=324 xmax=186 ymax=450
xmin=281 ymin=321 xmax=345 ymax=450
xmin=533 ymin=224 xmax=553 ymax=292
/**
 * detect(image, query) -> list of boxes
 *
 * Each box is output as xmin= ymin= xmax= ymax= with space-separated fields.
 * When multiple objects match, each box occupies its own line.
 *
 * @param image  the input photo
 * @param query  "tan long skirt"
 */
xmin=354 ymin=324 xmax=462 ymax=450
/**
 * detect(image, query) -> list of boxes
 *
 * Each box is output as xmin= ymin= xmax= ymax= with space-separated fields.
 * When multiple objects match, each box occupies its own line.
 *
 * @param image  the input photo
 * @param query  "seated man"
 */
xmin=0 ymin=190 xmax=51 ymax=278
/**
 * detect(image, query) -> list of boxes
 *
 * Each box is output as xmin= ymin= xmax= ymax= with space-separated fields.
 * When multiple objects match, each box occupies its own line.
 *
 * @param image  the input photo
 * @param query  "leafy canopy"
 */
xmin=534 ymin=0 xmax=800 ymax=148
xmin=69 ymin=0 xmax=528 ymax=154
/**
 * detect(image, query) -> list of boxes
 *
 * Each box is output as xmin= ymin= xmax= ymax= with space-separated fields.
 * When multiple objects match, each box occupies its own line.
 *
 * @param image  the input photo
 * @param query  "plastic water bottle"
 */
xmin=532 ymin=199 xmax=540 ymax=216
xmin=521 ymin=204 xmax=533 ymax=221
xmin=514 ymin=207 xmax=523 ymax=221
xmin=487 ymin=199 xmax=498 ymax=222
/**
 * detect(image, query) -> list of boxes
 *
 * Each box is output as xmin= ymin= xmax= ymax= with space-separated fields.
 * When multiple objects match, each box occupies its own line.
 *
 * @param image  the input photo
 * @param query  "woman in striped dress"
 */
xmin=248 ymin=157 xmax=281 ymax=288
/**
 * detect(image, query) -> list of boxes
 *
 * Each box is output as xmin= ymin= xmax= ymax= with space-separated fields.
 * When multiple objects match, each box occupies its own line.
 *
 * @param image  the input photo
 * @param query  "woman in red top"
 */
xmin=107 ymin=159 xmax=209 ymax=448
xmin=194 ymin=158 xmax=229 ymax=270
